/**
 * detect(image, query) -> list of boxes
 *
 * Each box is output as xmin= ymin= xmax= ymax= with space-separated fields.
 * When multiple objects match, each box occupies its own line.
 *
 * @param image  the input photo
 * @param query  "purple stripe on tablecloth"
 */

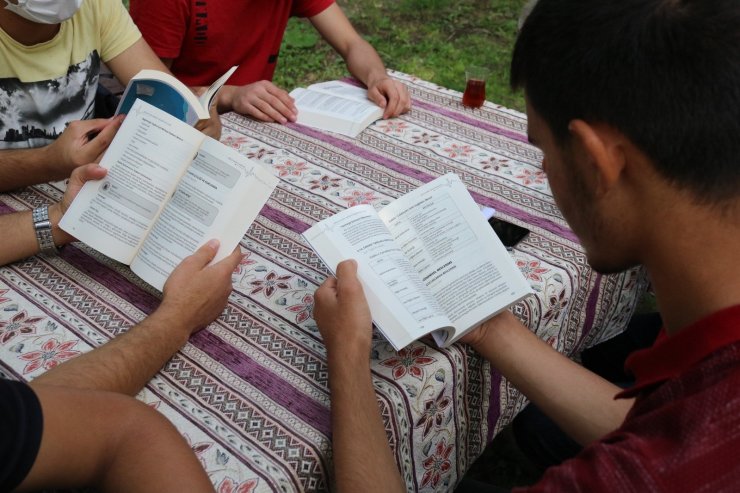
xmin=487 ymin=369 xmax=503 ymax=443
xmin=60 ymin=245 xmax=161 ymax=313
xmin=0 ymin=201 xmax=17 ymax=214
xmin=471 ymin=193 xmax=578 ymax=243
xmin=287 ymin=122 xmax=434 ymax=183
xmin=411 ymin=99 xmax=529 ymax=143
xmin=260 ymin=203 xmax=312 ymax=234
xmin=284 ymin=124 xmax=579 ymax=242
xmin=60 ymin=246 xmax=331 ymax=456
xmin=339 ymin=75 xmax=528 ymax=142
xmin=580 ymin=273 xmax=602 ymax=343
xmin=191 ymin=329 xmax=331 ymax=436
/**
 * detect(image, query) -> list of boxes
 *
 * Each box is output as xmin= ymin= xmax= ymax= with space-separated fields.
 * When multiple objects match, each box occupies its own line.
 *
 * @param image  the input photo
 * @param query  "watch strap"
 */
xmin=32 ymin=205 xmax=59 ymax=256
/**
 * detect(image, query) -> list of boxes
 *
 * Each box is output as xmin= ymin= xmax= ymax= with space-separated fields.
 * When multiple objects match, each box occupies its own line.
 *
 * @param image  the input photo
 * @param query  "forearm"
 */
xmin=0 ymin=147 xmax=58 ymax=192
xmin=0 ymin=211 xmax=38 ymax=265
xmin=327 ymin=352 xmax=406 ymax=493
xmin=343 ymin=40 xmax=390 ymax=88
xmin=472 ymin=312 xmax=633 ymax=444
xmin=32 ymin=308 xmax=189 ymax=396
xmin=0 ymin=204 xmax=71 ymax=266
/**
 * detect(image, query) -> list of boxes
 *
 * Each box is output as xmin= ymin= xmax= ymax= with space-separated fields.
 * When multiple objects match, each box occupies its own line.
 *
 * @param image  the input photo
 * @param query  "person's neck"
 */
xmin=642 ymin=198 xmax=740 ymax=336
xmin=0 ymin=7 xmax=59 ymax=45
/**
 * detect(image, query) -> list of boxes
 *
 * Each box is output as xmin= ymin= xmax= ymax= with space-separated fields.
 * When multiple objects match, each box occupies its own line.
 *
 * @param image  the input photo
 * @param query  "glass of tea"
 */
xmin=462 ymin=66 xmax=488 ymax=109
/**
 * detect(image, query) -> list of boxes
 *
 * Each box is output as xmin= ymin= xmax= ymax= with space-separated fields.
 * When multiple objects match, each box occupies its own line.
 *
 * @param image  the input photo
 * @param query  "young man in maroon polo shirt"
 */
xmin=311 ymin=0 xmax=740 ymax=491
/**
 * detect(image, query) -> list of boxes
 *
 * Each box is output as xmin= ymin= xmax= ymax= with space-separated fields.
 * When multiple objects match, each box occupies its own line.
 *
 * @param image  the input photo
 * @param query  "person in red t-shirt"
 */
xmin=310 ymin=0 xmax=740 ymax=491
xmin=129 ymin=0 xmax=411 ymax=124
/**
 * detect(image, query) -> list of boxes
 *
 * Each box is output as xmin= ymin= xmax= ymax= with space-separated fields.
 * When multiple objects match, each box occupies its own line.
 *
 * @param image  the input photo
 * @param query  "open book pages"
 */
xmin=303 ymin=173 xmax=533 ymax=350
xmin=115 ymin=66 xmax=237 ymax=125
xmin=60 ymin=99 xmax=278 ymax=291
xmin=289 ymin=80 xmax=383 ymax=138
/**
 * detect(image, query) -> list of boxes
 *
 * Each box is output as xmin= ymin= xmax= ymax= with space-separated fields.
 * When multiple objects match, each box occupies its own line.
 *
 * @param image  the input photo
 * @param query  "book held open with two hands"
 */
xmin=115 ymin=66 xmax=237 ymax=125
xmin=289 ymin=80 xmax=384 ymax=138
xmin=303 ymin=174 xmax=533 ymax=350
xmin=60 ymin=99 xmax=278 ymax=291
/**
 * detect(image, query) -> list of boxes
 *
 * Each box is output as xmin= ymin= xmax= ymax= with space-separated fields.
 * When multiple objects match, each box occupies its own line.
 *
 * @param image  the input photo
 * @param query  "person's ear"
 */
xmin=568 ymin=119 xmax=627 ymax=196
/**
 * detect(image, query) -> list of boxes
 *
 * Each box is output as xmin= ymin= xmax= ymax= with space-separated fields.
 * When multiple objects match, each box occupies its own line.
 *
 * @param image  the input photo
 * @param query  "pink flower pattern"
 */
xmin=217 ymin=477 xmax=259 ymax=493
xmin=275 ymin=160 xmax=309 ymax=178
xmin=233 ymin=252 xmax=258 ymax=275
xmin=380 ymin=346 xmax=435 ymax=380
xmin=421 ymin=438 xmax=454 ymax=488
xmin=222 ymin=135 xmax=249 ymax=149
xmin=443 ymin=143 xmax=472 ymax=158
xmin=412 ymin=132 xmax=439 ymax=144
xmin=0 ymin=311 xmax=43 ymax=345
xmin=286 ymin=294 xmax=314 ymax=324
xmin=516 ymin=259 xmax=549 ymax=282
xmin=341 ymin=190 xmax=376 ymax=207
xmin=543 ymin=289 xmax=568 ymax=322
xmin=0 ymin=288 xmax=9 ymax=304
xmin=246 ymin=148 xmax=274 ymax=160
xmin=480 ymin=156 xmax=510 ymax=171
xmin=415 ymin=390 xmax=451 ymax=439
xmin=309 ymin=175 xmax=342 ymax=191
xmin=250 ymin=271 xmax=292 ymax=298
xmin=515 ymin=168 xmax=546 ymax=186
xmin=377 ymin=120 xmax=408 ymax=134
xmin=20 ymin=338 xmax=80 ymax=374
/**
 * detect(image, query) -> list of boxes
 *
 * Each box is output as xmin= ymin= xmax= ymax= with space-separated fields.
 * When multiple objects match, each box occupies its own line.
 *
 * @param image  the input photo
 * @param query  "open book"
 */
xmin=115 ymin=66 xmax=237 ymax=125
xmin=304 ymin=174 xmax=533 ymax=350
xmin=289 ymin=80 xmax=383 ymax=138
xmin=60 ymin=99 xmax=278 ymax=291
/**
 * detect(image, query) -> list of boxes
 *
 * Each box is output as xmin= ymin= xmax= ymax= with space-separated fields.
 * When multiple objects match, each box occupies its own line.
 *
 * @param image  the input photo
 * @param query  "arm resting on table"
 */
xmin=31 ymin=242 xmax=243 ymax=396
xmin=31 ymin=308 xmax=191 ymax=396
xmin=467 ymin=311 xmax=634 ymax=445
xmin=309 ymin=4 xmax=410 ymax=118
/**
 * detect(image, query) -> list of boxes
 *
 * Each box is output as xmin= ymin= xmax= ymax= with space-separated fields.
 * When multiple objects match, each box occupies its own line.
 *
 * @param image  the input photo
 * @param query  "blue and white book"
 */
xmin=115 ymin=66 xmax=237 ymax=125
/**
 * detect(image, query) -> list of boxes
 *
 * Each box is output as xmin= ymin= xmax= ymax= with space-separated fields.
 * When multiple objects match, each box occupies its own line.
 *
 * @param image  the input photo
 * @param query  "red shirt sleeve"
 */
xmin=291 ymin=0 xmax=334 ymax=18
xmin=129 ymin=0 xmax=190 ymax=59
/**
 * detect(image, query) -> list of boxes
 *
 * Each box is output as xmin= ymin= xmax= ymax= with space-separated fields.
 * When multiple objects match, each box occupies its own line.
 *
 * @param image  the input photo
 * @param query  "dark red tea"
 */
xmin=462 ymin=79 xmax=486 ymax=108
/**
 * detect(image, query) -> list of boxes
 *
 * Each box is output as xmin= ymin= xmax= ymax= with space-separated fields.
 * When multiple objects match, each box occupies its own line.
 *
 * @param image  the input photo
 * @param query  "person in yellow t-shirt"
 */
xmin=0 ymin=0 xmax=221 ymax=192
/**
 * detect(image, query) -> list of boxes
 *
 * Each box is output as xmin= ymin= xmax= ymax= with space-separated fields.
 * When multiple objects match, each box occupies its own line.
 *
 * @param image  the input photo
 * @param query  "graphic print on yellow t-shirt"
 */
xmin=0 ymin=0 xmax=140 ymax=149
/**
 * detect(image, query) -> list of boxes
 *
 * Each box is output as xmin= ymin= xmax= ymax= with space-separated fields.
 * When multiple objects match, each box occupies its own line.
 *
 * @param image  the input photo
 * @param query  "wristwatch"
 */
xmin=32 ymin=205 xmax=59 ymax=255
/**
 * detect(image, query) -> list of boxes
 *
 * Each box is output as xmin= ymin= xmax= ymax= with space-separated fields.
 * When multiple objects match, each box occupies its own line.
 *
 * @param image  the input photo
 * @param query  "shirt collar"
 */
xmin=616 ymin=304 xmax=740 ymax=399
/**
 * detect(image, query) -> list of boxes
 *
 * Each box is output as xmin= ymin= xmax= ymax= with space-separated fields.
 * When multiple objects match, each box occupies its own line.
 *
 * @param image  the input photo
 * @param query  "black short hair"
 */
xmin=511 ymin=0 xmax=740 ymax=204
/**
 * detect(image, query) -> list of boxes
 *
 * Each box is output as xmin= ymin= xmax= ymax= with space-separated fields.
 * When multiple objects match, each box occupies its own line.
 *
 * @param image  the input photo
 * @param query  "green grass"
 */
xmin=275 ymin=0 xmax=528 ymax=111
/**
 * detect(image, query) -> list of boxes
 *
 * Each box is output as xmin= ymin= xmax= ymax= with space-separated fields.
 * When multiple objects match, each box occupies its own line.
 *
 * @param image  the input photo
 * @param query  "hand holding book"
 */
xmin=289 ymin=80 xmax=385 ymax=138
xmin=60 ymin=99 xmax=278 ymax=291
xmin=116 ymin=66 xmax=237 ymax=125
xmin=304 ymin=174 xmax=533 ymax=350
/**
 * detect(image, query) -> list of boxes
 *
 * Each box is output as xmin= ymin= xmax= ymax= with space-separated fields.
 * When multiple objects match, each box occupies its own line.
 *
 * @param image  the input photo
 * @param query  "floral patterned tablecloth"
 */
xmin=0 ymin=72 xmax=647 ymax=492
